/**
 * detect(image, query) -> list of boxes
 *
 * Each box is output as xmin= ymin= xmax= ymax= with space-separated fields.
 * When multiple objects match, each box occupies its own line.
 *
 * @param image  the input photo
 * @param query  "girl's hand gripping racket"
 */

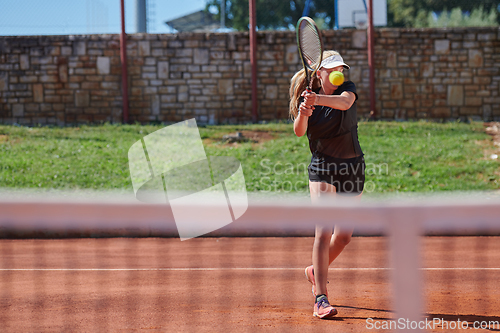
xmin=296 ymin=17 xmax=324 ymax=93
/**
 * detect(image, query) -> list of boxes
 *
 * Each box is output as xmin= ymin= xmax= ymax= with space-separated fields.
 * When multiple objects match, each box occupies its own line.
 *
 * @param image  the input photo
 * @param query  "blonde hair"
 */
xmin=289 ymin=50 xmax=342 ymax=120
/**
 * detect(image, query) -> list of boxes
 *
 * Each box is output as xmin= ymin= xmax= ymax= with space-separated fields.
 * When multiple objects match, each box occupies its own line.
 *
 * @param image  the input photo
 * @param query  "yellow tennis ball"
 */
xmin=329 ymin=71 xmax=344 ymax=86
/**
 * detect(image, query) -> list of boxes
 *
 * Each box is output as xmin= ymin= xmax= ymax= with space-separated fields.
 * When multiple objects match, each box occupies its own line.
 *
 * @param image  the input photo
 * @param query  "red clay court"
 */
xmin=1 ymin=236 xmax=499 ymax=332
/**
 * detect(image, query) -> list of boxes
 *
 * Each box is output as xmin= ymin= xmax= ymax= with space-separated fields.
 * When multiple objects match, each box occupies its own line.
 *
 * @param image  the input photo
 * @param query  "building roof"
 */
xmin=165 ymin=10 xmax=220 ymax=32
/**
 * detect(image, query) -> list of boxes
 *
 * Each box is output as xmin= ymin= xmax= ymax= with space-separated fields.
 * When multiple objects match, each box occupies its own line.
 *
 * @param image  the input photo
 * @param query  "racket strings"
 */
xmin=299 ymin=23 xmax=322 ymax=70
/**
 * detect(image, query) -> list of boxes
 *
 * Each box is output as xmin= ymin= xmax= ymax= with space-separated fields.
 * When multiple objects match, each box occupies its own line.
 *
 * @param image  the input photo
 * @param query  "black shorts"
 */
xmin=308 ymin=156 xmax=365 ymax=194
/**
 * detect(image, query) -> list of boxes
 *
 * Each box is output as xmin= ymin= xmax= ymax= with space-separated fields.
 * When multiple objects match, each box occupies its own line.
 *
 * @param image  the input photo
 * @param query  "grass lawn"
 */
xmin=0 ymin=121 xmax=498 ymax=195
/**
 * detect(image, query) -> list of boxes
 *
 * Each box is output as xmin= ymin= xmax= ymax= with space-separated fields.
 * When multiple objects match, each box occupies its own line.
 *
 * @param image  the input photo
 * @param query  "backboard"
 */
xmin=335 ymin=0 xmax=387 ymax=29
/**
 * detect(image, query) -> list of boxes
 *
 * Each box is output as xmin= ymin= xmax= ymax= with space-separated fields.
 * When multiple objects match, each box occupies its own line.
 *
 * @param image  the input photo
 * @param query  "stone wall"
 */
xmin=1 ymin=27 xmax=499 ymax=126
xmin=368 ymin=28 xmax=500 ymax=120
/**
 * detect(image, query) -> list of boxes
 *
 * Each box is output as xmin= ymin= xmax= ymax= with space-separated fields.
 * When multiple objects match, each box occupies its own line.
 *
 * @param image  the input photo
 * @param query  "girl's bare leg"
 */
xmin=310 ymin=182 xmax=363 ymax=295
xmin=309 ymin=181 xmax=336 ymax=296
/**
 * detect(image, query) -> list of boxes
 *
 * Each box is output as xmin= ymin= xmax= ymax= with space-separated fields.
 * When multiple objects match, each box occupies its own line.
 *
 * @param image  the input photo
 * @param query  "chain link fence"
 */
xmin=206 ymin=0 xmax=338 ymax=31
xmin=0 ymin=0 xmax=365 ymax=36
xmin=3 ymin=0 xmax=500 ymax=36
xmin=0 ymin=0 xmax=166 ymax=36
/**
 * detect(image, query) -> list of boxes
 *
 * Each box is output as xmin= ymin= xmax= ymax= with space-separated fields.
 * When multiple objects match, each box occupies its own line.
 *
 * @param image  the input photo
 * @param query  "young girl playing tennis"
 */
xmin=289 ymin=50 xmax=365 ymax=319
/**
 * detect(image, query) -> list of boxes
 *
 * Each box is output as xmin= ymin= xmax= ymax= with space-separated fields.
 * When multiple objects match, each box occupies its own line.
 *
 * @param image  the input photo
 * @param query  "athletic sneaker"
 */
xmin=313 ymin=296 xmax=338 ymax=319
xmin=304 ymin=265 xmax=328 ymax=297
xmin=304 ymin=265 xmax=317 ymax=296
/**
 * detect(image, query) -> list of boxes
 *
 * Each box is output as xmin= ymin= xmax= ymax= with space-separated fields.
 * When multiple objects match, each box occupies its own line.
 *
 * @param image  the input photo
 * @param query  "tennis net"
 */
xmin=0 ymin=191 xmax=499 ymax=332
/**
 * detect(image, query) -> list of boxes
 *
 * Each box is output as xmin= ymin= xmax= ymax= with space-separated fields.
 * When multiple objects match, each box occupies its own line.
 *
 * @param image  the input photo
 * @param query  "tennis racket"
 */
xmin=296 ymin=17 xmax=324 ymax=92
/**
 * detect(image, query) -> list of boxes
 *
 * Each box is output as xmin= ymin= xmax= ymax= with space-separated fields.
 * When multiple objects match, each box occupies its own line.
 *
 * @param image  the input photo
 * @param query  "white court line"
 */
xmin=0 ymin=267 xmax=384 ymax=271
xmin=0 ymin=267 xmax=499 ymax=271
xmin=423 ymin=267 xmax=500 ymax=270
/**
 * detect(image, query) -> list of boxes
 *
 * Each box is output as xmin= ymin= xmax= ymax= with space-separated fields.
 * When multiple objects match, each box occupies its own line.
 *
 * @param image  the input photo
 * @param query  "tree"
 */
xmin=387 ymin=0 xmax=500 ymax=27
xmin=204 ymin=0 xmax=500 ymax=30
xmin=204 ymin=0 xmax=337 ymax=31
xmin=414 ymin=6 xmax=498 ymax=28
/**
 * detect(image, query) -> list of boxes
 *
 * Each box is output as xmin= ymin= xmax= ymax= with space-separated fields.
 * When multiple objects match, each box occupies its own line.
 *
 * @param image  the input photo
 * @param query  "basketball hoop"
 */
xmin=353 ymin=10 xmax=368 ymax=29
xmin=354 ymin=19 xmax=367 ymax=29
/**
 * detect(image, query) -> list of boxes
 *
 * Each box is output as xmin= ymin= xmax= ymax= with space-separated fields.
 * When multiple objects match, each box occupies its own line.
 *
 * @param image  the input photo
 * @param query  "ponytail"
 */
xmin=289 ymin=69 xmax=307 ymax=120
